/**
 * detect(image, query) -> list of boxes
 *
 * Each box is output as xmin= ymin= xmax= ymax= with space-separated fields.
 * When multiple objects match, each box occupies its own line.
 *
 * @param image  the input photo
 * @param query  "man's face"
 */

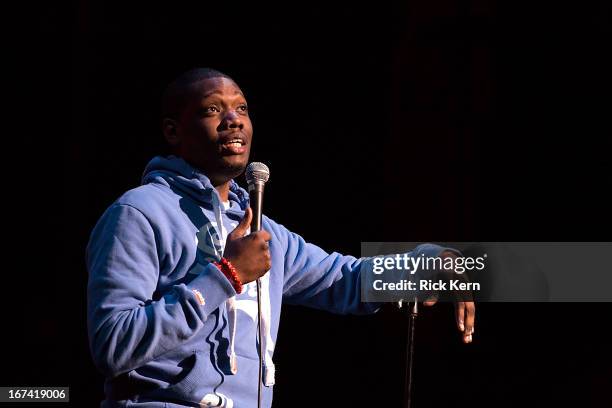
xmin=167 ymin=77 xmax=253 ymax=184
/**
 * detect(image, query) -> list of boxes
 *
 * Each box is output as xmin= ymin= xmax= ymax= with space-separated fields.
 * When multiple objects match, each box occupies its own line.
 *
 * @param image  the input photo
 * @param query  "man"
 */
xmin=86 ymin=68 xmax=475 ymax=407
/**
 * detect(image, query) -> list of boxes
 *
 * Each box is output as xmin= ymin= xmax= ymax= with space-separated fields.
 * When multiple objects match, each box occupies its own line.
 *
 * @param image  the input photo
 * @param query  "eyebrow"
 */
xmin=201 ymin=89 xmax=245 ymax=99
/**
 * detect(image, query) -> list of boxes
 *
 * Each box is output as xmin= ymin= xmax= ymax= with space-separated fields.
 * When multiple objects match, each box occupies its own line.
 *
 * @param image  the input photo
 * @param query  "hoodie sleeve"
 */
xmin=276 ymin=221 xmax=374 ymax=314
xmin=277 ymin=221 xmax=455 ymax=314
xmin=86 ymin=203 xmax=236 ymax=378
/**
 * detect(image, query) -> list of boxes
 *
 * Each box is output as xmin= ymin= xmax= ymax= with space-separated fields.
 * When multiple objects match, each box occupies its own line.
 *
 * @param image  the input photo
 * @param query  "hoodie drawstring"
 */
xmin=259 ymin=274 xmax=275 ymax=386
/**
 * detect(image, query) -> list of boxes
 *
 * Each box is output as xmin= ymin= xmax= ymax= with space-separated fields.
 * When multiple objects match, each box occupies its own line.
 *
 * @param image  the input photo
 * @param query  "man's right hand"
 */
xmin=223 ymin=207 xmax=272 ymax=284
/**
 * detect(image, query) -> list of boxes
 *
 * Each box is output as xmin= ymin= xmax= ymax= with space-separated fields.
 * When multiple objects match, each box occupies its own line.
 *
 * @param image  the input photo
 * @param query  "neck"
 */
xmin=178 ymin=156 xmax=233 ymax=201
xmin=214 ymin=181 xmax=231 ymax=202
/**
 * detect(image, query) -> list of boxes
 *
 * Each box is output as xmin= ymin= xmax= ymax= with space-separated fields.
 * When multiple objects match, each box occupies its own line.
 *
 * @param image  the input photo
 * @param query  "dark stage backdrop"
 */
xmin=8 ymin=1 xmax=611 ymax=407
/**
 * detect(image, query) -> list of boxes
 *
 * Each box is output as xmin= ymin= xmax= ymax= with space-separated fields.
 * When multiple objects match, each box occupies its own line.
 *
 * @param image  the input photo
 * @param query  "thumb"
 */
xmin=229 ymin=207 xmax=252 ymax=239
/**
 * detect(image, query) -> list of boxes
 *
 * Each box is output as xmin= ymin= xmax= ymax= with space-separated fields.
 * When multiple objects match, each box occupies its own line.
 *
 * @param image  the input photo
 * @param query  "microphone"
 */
xmin=244 ymin=161 xmax=270 ymax=408
xmin=245 ymin=162 xmax=270 ymax=232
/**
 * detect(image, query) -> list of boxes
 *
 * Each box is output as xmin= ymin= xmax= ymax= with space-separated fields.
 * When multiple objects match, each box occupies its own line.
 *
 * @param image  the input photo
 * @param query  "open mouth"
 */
xmin=220 ymin=136 xmax=247 ymax=154
xmin=224 ymin=138 xmax=245 ymax=148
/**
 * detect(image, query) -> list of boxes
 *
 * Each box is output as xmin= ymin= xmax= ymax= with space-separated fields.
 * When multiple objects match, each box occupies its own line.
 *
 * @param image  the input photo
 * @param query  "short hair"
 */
xmin=162 ymin=68 xmax=235 ymax=119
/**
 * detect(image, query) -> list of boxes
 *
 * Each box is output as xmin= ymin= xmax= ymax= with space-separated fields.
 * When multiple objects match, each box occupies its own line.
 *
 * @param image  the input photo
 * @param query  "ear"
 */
xmin=162 ymin=118 xmax=180 ymax=146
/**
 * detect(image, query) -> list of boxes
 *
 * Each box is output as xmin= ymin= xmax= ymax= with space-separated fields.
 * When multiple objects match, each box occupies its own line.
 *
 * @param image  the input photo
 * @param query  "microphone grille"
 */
xmin=245 ymin=162 xmax=270 ymax=184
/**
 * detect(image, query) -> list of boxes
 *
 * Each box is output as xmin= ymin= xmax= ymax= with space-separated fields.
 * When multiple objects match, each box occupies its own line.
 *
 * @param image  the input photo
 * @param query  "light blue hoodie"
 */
xmin=86 ymin=156 xmax=447 ymax=407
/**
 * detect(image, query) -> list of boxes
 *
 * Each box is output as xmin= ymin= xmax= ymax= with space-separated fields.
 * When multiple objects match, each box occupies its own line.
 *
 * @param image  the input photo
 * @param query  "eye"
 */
xmin=203 ymin=105 xmax=220 ymax=114
xmin=237 ymin=104 xmax=248 ymax=113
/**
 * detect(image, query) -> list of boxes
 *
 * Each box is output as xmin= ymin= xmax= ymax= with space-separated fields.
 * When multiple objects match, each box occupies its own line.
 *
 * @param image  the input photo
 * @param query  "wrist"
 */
xmin=214 ymin=257 xmax=243 ymax=294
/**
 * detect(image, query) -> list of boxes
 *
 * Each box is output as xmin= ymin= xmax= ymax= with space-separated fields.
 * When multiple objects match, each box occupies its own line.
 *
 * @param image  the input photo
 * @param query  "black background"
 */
xmin=7 ymin=0 xmax=611 ymax=407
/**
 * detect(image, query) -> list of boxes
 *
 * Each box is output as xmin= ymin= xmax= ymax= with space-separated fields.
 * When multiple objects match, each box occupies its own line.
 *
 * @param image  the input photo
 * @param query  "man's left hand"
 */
xmin=423 ymin=250 xmax=476 ymax=344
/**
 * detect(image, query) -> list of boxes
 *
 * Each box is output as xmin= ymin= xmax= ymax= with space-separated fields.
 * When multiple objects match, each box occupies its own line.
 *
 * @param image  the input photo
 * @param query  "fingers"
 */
xmin=455 ymin=301 xmax=476 ymax=343
xmin=264 ymin=249 xmax=272 ymax=271
xmin=229 ymin=207 xmax=253 ymax=239
xmin=455 ymin=301 xmax=466 ymax=332
xmin=257 ymin=229 xmax=272 ymax=242
xmin=251 ymin=230 xmax=271 ymax=272
xmin=261 ymin=232 xmax=272 ymax=270
xmin=250 ymin=230 xmax=271 ymax=245
xmin=464 ymin=301 xmax=476 ymax=339
xmin=423 ymin=296 xmax=438 ymax=306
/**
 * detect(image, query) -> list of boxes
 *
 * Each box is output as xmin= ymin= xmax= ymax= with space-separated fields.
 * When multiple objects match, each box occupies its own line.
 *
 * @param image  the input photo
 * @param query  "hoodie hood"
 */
xmin=142 ymin=155 xmax=250 ymax=209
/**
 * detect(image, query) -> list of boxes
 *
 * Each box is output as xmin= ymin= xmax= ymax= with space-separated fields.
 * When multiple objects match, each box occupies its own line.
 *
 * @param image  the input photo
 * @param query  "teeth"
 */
xmin=227 ymin=142 xmax=241 ymax=148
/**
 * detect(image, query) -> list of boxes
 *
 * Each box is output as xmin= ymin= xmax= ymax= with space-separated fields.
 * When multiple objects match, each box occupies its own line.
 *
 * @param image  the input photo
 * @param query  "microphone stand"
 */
xmin=403 ymin=297 xmax=418 ymax=408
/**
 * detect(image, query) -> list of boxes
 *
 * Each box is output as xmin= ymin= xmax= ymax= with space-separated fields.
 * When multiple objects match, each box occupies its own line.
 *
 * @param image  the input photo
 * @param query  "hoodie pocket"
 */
xmin=147 ymin=351 xmax=212 ymax=405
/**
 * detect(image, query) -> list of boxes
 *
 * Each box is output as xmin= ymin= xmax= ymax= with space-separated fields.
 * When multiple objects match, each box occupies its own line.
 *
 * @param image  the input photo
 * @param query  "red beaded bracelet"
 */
xmin=214 ymin=257 xmax=243 ymax=294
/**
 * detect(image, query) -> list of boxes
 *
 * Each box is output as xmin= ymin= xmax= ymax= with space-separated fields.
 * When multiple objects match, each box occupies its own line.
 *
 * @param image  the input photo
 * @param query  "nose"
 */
xmin=222 ymin=110 xmax=243 ymax=130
